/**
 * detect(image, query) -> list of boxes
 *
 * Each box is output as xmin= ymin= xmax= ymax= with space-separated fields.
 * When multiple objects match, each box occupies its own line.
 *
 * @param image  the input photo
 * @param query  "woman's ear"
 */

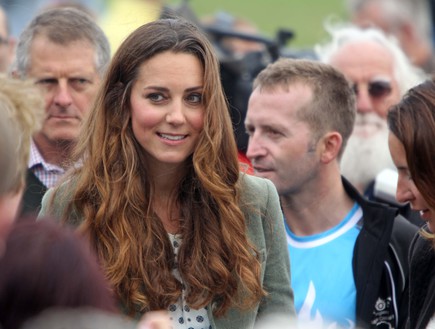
xmin=319 ymin=132 xmax=343 ymax=164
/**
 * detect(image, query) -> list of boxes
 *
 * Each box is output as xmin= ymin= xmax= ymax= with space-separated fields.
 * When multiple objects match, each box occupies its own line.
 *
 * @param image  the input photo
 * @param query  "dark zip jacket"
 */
xmin=407 ymin=227 xmax=435 ymax=329
xmin=343 ymin=178 xmax=417 ymax=329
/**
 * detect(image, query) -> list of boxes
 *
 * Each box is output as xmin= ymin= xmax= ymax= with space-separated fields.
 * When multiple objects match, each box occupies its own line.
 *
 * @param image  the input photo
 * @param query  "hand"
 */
xmin=136 ymin=311 xmax=171 ymax=329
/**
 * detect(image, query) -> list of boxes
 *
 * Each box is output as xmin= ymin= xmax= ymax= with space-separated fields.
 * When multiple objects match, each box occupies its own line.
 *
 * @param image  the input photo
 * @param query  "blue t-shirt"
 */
xmin=286 ymin=203 xmax=362 ymax=329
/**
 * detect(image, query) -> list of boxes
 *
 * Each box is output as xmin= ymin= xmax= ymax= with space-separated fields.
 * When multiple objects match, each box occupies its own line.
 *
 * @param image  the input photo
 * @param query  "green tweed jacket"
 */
xmin=39 ymin=173 xmax=295 ymax=328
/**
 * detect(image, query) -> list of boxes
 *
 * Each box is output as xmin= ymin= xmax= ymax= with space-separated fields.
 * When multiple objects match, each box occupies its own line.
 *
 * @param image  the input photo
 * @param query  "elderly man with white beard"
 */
xmin=342 ymin=113 xmax=392 ymax=193
xmin=315 ymin=24 xmax=426 ymax=225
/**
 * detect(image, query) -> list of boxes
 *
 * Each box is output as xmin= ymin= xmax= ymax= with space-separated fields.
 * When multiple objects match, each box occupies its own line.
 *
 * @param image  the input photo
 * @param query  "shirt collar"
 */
xmin=29 ymin=139 xmax=64 ymax=173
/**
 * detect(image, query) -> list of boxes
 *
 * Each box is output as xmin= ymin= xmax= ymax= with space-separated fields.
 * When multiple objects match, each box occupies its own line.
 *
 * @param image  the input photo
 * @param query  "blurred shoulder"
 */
xmin=239 ymin=173 xmax=275 ymax=191
xmin=239 ymin=173 xmax=278 ymax=202
xmin=21 ymin=308 xmax=136 ymax=329
xmin=38 ymin=176 xmax=79 ymax=224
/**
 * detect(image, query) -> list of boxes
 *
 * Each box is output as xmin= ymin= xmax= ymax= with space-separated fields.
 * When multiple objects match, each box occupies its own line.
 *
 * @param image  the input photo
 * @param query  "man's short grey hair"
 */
xmin=314 ymin=22 xmax=427 ymax=96
xmin=13 ymin=7 xmax=110 ymax=78
xmin=346 ymin=0 xmax=432 ymax=45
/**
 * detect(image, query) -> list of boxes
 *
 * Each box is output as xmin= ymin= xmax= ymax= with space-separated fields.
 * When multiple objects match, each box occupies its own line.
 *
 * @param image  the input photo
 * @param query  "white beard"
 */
xmin=340 ymin=113 xmax=395 ymax=193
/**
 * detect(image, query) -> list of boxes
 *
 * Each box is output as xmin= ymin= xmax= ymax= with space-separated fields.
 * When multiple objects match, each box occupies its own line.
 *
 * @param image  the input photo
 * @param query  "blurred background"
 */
xmin=1 ymin=0 xmax=347 ymax=49
xmin=169 ymin=0 xmax=347 ymax=49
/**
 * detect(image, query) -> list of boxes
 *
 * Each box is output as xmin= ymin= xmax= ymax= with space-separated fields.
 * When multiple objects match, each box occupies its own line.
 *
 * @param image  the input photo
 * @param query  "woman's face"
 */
xmin=388 ymin=132 xmax=434 ymax=231
xmin=130 ymin=51 xmax=205 ymax=172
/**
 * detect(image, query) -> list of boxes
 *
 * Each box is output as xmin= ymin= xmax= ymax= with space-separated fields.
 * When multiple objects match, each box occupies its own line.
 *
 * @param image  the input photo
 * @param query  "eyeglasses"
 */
xmin=352 ymin=80 xmax=392 ymax=99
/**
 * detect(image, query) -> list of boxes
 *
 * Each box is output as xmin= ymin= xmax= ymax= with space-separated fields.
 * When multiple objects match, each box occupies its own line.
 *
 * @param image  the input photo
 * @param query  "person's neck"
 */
xmin=150 ymin=163 xmax=187 ymax=235
xmin=153 ymin=196 xmax=181 ymax=235
xmin=281 ymin=172 xmax=354 ymax=237
xmin=33 ymin=135 xmax=74 ymax=169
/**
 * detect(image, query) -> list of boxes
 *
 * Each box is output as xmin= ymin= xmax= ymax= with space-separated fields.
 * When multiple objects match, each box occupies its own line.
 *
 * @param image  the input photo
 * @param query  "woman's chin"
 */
xmin=426 ymin=220 xmax=434 ymax=233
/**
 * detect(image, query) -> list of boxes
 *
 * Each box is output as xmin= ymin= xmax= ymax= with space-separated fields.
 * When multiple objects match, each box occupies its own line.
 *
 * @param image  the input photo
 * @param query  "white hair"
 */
xmin=340 ymin=113 xmax=395 ymax=191
xmin=315 ymin=22 xmax=427 ymax=96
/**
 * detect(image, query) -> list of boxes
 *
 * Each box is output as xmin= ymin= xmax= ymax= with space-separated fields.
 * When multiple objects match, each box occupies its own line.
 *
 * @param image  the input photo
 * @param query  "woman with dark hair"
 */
xmin=0 ymin=220 xmax=123 ymax=328
xmin=387 ymin=78 xmax=435 ymax=329
xmin=39 ymin=18 xmax=294 ymax=328
xmin=0 ymin=220 xmax=169 ymax=329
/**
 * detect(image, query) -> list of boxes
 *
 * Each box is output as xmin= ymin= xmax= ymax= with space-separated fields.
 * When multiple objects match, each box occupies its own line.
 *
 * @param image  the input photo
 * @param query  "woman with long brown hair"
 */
xmin=388 ymin=78 xmax=435 ymax=329
xmin=39 ymin=18 xmax=294 ymax=328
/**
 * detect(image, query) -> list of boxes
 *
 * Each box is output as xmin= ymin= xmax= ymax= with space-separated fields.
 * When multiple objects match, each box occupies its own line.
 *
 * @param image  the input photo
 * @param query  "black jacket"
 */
xmin=407 ymin=228 xmax=435 ymax=329
xmin=365 ymin=179 xmax=424 ymax=228
xmin=343 ymin=178 xmax=417 ymax=329
xmin=20 ymin=169 xmax=47 ymax=218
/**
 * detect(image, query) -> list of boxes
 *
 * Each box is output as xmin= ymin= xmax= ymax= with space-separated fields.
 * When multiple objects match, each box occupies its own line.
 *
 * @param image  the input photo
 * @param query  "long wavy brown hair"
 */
xmin=56 ymin=18 xmax=265 ymax=317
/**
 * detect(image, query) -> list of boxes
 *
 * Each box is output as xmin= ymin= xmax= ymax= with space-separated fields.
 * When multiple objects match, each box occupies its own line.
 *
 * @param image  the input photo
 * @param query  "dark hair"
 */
xmin=388 ymin=78 xmax=435 ymax=211
xmin=0 ymin=220 xmax=117 ymax=329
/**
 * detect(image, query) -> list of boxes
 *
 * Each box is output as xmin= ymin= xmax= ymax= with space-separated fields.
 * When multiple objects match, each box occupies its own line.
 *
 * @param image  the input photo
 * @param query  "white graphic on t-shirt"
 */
xmin=298 ymin=281 xmax=355 ymax=329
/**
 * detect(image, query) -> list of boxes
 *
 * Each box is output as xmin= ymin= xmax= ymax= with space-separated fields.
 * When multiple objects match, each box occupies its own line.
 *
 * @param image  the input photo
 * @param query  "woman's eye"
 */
xmin=147 ymin=93 xmax=165 ymax=102
xmin=186 ymin=93 xmax=202 ymax=104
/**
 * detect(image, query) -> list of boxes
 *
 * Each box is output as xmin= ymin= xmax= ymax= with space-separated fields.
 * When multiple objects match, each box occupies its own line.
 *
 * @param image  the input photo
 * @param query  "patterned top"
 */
xmin=28 ymin=139 xmax=64 ymax=188
xmin=168 ymin=234 xmax=211 ymax=329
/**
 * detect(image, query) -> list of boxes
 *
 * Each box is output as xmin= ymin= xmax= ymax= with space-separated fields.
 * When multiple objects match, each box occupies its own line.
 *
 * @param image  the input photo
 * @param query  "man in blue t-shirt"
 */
xmin=245 ymin=58 xmax=417 ymax=329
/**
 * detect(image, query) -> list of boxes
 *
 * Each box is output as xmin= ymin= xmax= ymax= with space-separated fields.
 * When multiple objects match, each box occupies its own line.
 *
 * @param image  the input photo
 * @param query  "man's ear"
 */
xmin=319 ymin=132 xmax=342 ymax=164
